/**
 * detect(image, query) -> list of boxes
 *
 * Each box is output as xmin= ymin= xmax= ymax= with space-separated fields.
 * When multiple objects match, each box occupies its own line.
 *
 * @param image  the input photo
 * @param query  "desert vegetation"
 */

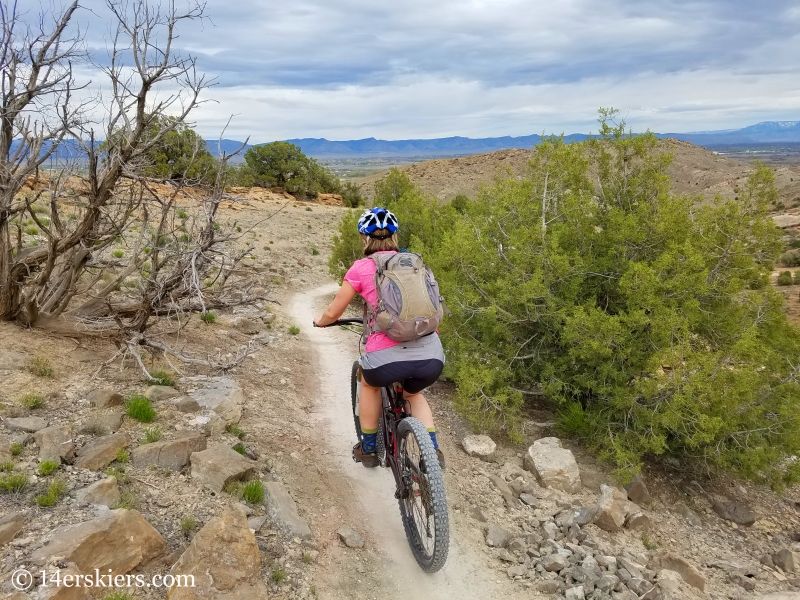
xmin=331 ymin=110 xmax=800 ymax=485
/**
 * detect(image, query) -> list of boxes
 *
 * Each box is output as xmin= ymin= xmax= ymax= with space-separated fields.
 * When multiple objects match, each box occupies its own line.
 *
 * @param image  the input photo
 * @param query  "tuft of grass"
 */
xmin=147 ymin=369 xmax=175 ymax=387
xmin=142 ymin=426 xmax=162 ymax=444
xmin=177 ymin=209 xmax=188 ymax=219
xmin=19 ymin=393 xmax=44 ymax=409
xmin=180 ymin=514 xmax=197 ymax=533
xmin=115 ymin=448 xmax=130 ymax=464
xmin=112 ymin=249 xmax=124 ymax=258
xmin=10 ymin=442 xmax=23 ymax=456
xmin=232 ymin=443 xmax=247 ymax=455
xmin=641 ymin=533 xmax=658 ymax=550
xmin=37 ymin=460 xmax=59 ymax=476
xmin=289 ymin=326 xmax=300 ymax=335
xmin=115 ymin=490 xmax=139 ymax=510
xmin=311 ymin=585 xmax=318 ymax=597
xmin=200 ymin=311 xmax=216 ymax=324
xmin=104 ymin=466 xmax=129 ymax=483
xmin=103 ymin=592 xmax=135 ymax=600
xmin=271 ymin=568 xmax=287 ymax=584
xmin=236 ymin=225 xmax=242 ymax=232
xmin=27 ymin=356 xmax=53 ymax=378
xmin=125 ymin=395 xmax=156 ymax=423
xmin=242 ymin=480 xmax=264 ymax=504
xmin=0 ymin=461 xmax=13 ymax=472
xmin=303 ymin=552 xmax=313 ymax=564
xmin=0 ymin=472 xmax=28 ymax=493
xmin=35 ymin=478 xmax=67 ymax=506
xmin=24 ymin=226 xmax=39 ymax=235
xmin=223 ymin=481 xmax=242 ymax=496
xmin=311 ymin=247 xmax=319 ymax=256
xmin=226 ymin=423 xmax=245 ymax=439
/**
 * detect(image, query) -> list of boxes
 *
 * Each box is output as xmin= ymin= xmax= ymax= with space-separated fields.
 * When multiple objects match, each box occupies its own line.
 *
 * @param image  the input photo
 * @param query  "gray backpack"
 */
xmin=364 ymin=252 xmax=444 ymax=342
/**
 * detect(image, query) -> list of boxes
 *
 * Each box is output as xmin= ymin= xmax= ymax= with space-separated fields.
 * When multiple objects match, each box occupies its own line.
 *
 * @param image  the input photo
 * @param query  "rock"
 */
xmin=74 ymin=433 xmax=132 ymax=470
xmin=248 ymin=516 xmax=267 ymax=532
xmin=508 ymin=537 xmax=527 ymax=553
xmin=761 ymin=554 xmax=776 ymax=568
xmin=774 ymin=214 xmax=800 ymax=228
xmin=486 ymin=524 xmax=513 ymax=548
xmin=639 ymin=586 xmax=663 ymax=600
xmin=597 ymin=555 xmax=618 ymax=570
xmin=489 ymin=474 xmax=515 ymax=506
xmin=5 ymin=416 xmax=48 ymax=433
xmin=708 ymin=558 xmax=749 ymax=573
xmin=0 ymin=512 xmax=24 ymax=545
xmin=524 ymin=437 xmax=581 ymax=493
xmin=757 ymin=594 xmax=800 ymax=600
xmin=469 ymin=506 xmax=488 ymax=522
xmin=624 ymin=476 xmax=652 ymax=506
xmin=144 ymin=385 xmax=181 ymax=402
xmin=538 ymin=580 xmax=565 ymax=594
xmin=520 ymin=493 xmax=538 ymax=506
xmin=734 ymin=573 xmax=757 ymax=591
xmin=614 ymin=591 xmax=638 ymax=600
xmin=543 ymin=554 xmax=570 ymax=572
xmin=508 ymin=564 xmax=527 ymax=578
xmin=233 ymin=317 xmax=262 ymax=335
xmin=575 ymin=506 xmax=597 ymax=526
xmin=674 ymin=503 xmax=702 ymax=527
xmin=75 ymin=476 xmax=120 ymax=507
xmin=190 ymin=445 xmax=258 ymax=492
xmin=337 ymin=525 xmax=365 ymax=548
xmin=657 ymin=569 xmax=683 ymax=594
xmin=628 ymin=578 xmax=651 ymax=595
xmin=592 ymin=485 xmax=629 ymax=532
xmin=83 ymin=411 xmax=124 ymax=434
xmin=565 ymin=585 xmax=585 ymax=600
xmin=264 ymin=481 xmax=312 ymax=539
xmin=189 ymin=376 xmax=244 ymax=426
xmin=649 ymin=552 xmax=705 ymax=591
xmin=580 ymin=468 xmax=605 ymax=492
xmin=33 ymin=425 xmax=74 ymax=463
xmin=35 ymin=562 xmax=92 ymax=599
xmin=597 ymin=573 xmax=620 ymax=591
xmin=712 ymin=499 xmax=756 ymax=526
xmin=625 ymin=512 xmax=652 ymax=531
xmin=133 ymin=431 xmax=206 ymax=472
xmin=86 ymin=388 xmax=124 ymax=408
xmin=542 ymin=521 xmax=559 ymax=540
xmin=168 ymin=505 xmax=269 ymax=599
xmin=498 ymin=548 xmax=518 ymax=562
xmin=30 ymin=509 xmax=165 ymax=574
xmin=461 ymin=434 xmax=497 ymax=462
xmin=774 ymin=549 xmax=798 ymax=573
xmin=175 ymin=397 xmax=202 ymax=413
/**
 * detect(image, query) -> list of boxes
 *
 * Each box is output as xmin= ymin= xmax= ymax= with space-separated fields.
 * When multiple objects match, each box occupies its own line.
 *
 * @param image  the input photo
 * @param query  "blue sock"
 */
xmin=362 ymin=429 xmax=377 ymax=453
xmin=428 ymin=429 xmax=438 ymax=450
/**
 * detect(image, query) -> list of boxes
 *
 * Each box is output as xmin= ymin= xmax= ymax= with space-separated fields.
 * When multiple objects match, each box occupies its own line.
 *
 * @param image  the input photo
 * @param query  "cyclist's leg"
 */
xmin=358 ymin=379 xmax=381 ymax=432
xmin=403 ymin=392 xmax=434 ymax=429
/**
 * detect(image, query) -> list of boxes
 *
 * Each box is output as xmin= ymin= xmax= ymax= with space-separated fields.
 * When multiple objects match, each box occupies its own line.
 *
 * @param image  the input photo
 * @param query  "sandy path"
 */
xmin=291 ymin=283 xmax=502 ymax=600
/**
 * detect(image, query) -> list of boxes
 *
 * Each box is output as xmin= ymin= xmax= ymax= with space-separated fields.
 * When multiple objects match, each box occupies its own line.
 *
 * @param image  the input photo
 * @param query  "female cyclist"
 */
xmin=313 ymin=207 xmax=445 ymax=469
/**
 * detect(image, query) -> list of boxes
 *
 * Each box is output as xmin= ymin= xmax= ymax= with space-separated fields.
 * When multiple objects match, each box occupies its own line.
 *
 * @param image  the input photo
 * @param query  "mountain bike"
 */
xmin=316 ymin=318 xmax=449 ymax=573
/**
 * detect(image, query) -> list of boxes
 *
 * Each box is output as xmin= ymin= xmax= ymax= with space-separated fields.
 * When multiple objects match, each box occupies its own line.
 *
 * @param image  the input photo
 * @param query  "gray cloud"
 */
xmin=40 ymin=0 xmax=800 ymax=138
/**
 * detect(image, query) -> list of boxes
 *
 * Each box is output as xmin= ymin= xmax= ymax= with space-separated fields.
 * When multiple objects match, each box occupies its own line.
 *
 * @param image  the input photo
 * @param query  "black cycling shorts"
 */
xmin=362 ymin=359 xmax=444 ymax=394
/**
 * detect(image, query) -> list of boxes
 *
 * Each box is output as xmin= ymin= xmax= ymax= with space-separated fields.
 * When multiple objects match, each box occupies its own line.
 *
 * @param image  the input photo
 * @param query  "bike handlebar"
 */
xmin=313 ymin=318 xmax=362 ymax=328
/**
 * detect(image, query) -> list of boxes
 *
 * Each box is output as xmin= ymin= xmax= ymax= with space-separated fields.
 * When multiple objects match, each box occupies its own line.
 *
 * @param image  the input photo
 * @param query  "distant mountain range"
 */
xmin=207 ymin=121 xmax=800 ymax=158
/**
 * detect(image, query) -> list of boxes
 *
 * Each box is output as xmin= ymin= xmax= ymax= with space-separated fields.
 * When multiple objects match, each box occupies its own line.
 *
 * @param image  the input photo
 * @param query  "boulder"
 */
xmin=132 ymin=431 xmax=206 ymax=472
xmin=83 ymin=411 xmax=124 ymax=434
xmin=74 ymin=433 xmax=131 ymax=470
xmin=625 ymin=512 xmax=652 ymax=531
xmin=233 ymin=317 xmax=262 ymax=335
xmin=507 ymin=564 xmax=527 ymax=578
xmin=580 ymin=468 xmax=605 ymax=492
xmin=168 ymin=505 xmax=269 ymax=599
xmin=489 ymin=474 xmax=515 ymax=506
xmin=144 ymin=385 xmax=181 ymax=402
xmin=337 ymin=525 xmax=365 ymax=548
xmin=523 ymin=437 xmax=581 ymax=493
xmin=657 ymin=569 xmax=684 ymax=594
xmin=592 ymin=485 xmax=629 ymax=532
xmin=75 ymin=476 xmax=120 ymax=508
xmin=33 ymin=425 xmax=74 ymax=463
xmin=5 ymin=416 xmax=48 ymax=433
xmin=538 ymin=580 xmax=565 ymax=594
xmin=30 ymin=509 xmax=165 ymax=575
xmin=0 ymin=511 xmax=24 ymax=546
xmin=674 ymin=503 xmax=702 ymax=527
xmin=188 ymin=376 xmax=244 ymax=426
xmin=247 ymin=516 xmax=267 ymax=532
xmin=0 ymin=438 xmax=11 ymax=462
xmin=264 ymin=481 xmax=312 ymax=539
xmin=774 ymin=549 xmax=798 ymax=574
xmin=624 ymin=476 xmax=652 ymax=506
xmin=565 ymin=586 xmax=585 ymax=600
xmin=175 ymin=398 xmax=202 ymax=413
xmin=543 ymin=554 xmax=570 ymax=572
xmin=485 ymin=524 xmax=513 ymax=548
xmin=649 ymin=551 xmax=706 ymax=591
xmin=86 ymin=388 xmax=124 ymax=408
xmin=712 ymin=498 xmax=756 ymax=526
xmin=461 ymin=435 xmax=497 ymax=462
xmin=190 ymin=445 xmax=257 ymax=492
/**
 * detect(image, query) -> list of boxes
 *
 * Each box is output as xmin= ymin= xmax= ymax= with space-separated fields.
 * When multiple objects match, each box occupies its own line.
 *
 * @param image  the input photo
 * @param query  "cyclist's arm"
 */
xmin=314 ymin=281 xmax=357 ymax=327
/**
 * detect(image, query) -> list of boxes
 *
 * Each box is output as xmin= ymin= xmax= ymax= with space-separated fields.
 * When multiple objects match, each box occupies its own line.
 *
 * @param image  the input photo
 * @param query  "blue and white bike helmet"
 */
xmin=357 ymin=207 xmax=399 ymax=237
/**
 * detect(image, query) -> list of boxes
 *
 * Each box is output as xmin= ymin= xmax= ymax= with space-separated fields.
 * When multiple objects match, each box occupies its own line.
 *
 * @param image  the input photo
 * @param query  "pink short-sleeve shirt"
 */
xmin=343 ymin=251 xmax=399 ymax=353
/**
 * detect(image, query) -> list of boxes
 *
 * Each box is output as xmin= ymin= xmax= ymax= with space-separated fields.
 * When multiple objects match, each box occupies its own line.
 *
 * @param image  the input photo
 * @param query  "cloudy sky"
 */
xmin=70 ymin=0 xmax=800 ymax=141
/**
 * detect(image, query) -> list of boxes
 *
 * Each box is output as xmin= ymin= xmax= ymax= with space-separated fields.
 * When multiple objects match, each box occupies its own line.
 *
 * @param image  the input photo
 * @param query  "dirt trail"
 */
xmin=292 ymin=282 xmax=503 ymax=600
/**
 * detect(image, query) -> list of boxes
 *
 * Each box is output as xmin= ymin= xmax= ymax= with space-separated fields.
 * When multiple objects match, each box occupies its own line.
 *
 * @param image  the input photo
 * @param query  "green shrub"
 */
xmin=777 ymin=271 xmax=794 ymax=285
xmin=147 ymin=370 xmax=175 ymax=387
xmin=232 ymin=443 xmax=247 ymax=455
xmin=27 ymin=356 xmax=53 ymax=378
xmin=780 ymin=250 xmax=800 ymax=267
xmin=103 ymin=592 xmax=134 ymax=600
xmin=795 ymin=272 xmax=800 ymax=285
xmin=10 ymin=442 xmax=23 ymax=456
xmin=0 ymin=462 xmax=13 ymax=472
xmin=270 ymin=567 xmax=287 ymax=584
xmin=0 ymin=472 xmax=28 ymax=493
xmin=177 ymin=209 xmax=188 ymax=219
xmin=241 ymin=480 xmax=264 ymax=504
xmin=35 ymin=478 xmax=66 ymax=506
xmin=200 ymin=311 xmax=216 ymax=324
xmin=115 ymin=448 xmax=130 ymax=463
xmin=20 ymin=393 xmax=44 ymax=409
xmin=126 ymin=395 xmax=156 ymax=422
xmin=142 ymin=427 xmax=162 ymax=444
xmin=341 ymin=181 xmax=364 ymax=207
xmin=180 ymin=514 xmax=197 ymax=532
xmin=451 ymin=193 xmax=471 ymax=213
xmin=37 ymin=460 xmax=59 ymax=476
xmin=24 ymin=226 xmax=39 ymax=235
xmin=226 ymin=423 xmax=245 ymax=439
xmin=289 ymin=326 xmax=300 ymax=335
xmin=115 ymin=490 xmax=139 ymax=509
xmin=311 ymin=247 xmax=319 ymax=256
xmin=112 ymin=250 xmax=124 ymax=258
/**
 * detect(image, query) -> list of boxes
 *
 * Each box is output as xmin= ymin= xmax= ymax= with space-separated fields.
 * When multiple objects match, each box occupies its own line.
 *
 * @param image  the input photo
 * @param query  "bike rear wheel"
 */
xmin=397 ymin=417 xmax=449 ymax=572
